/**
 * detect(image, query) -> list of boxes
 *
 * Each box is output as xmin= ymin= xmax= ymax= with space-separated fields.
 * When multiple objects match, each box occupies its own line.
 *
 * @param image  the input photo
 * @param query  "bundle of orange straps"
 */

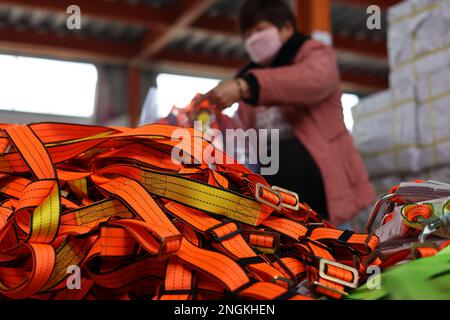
xmin=0 ymin=122 xmax=381 ymax=300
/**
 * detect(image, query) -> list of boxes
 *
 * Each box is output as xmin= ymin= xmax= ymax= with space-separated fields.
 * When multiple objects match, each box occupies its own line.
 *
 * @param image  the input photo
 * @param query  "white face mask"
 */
xmin=244 ymin=27 xmax=283 ymax=65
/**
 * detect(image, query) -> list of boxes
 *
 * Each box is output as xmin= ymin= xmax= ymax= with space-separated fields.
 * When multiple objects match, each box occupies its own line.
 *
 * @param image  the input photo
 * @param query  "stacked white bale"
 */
xmin=426 ymin=166 xmax=450 ymax=182
xmin=403 ymin=166 xmax=450 ymax=183
xmin=388 ymin=0 xmax=450 ymax=87
xmin=352 ymin=85 xmax=419 ymax=177
xmin=416 ymin=67 xmax=450 ymax=170
xmin=371 ymin=175 xmax=403 ymax=196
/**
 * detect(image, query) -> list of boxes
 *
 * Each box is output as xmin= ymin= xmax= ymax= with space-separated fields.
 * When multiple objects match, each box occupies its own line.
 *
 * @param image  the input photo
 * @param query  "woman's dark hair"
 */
xmin=238 ymin=0 xmax=297 ymax=35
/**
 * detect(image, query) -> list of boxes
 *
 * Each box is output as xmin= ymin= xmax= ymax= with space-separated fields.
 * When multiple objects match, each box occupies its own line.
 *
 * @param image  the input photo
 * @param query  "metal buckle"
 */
xmin=418 ymin=223 xmax=438 ymax=243
xmin=319 ymin=259 xmax=359 ymax=289
xmin=308 ymin=222 xmax=324 ymax=227
xmin=244 ymin=229 xmax=280 ymax=254
xmin=411 ymin=217 xmax=441 ymax=260
xmin=255 ymin=182 xmax=282 ymax=211
xmin=272 ymin=185 xmax=300 ymax=211
xmin=205 ymin=220 xmax=242 ymax=242
xmin=422 ymin=214 xmax=449 ymax=240
xmin=366 ymin=193 xmax=396 ymax=234
xmin=365 ymin=191 xmax=442 ymax=234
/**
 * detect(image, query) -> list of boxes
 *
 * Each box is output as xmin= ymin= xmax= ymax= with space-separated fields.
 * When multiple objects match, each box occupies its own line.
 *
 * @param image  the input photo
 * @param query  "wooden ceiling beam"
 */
xmin=0 ymin=27 xmax=139 ymax=62
xmin=0 ymin=0 xmax=175 ymax=28
xmin=138 ymin=0 xmax=214 ymax=59
xmin=332 ymin=0 xmax=401 ymax=11
xmin=340 ymin=71 xmax=388 ymax=90
xmin=192 ymin=15 xmax=387 ymax=59
xmin=333 ymin=34 xmax=387 ymax=58
xmin=155 ymin=48 xmax=243 ymax=69
xmin=1 ymin=0 xmax=391 ymax=60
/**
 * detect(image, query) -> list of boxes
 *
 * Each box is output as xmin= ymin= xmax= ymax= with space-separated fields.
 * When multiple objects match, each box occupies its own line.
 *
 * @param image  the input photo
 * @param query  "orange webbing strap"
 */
xmin=0 ymin=175 xmax=78 ymax=209
xmin=0 ymin=243 xmax=55 ymax=299
xmin=158 ymin=258 xmax=194 ymax=300
xmin=42 ymin=237 xmax=94 ymax=292
xmin=380 ymin=240 xmax=450 ymax=268
xmin=237 ymin=281 xmax=311 ymax=300
xmin=5 ymin=125 xmax=56 ymax=179
xmin=60 ymin=199 xmax=133 ymax=227
xmin=30 ymin=123 xmax=119 ymax=144
xmin=0 ymin=205 xmax=12 ymax=230
xmin=176 ymin=237 xmax=250 ymax=292
xmin=89 ymin=176 xmax=182 ymax=257
xmin=0 ymin=123 xmax=379 ymax=300
xmin=92 ymin=163 xmax=273 ymax=226
xmin=176 ymin=239 xmax=306 ymax=300
xmin=4 ymin=125 xmax=60 ymax=244
xmin=157 ymin=222 xmax=198 ymax=300
xmin=262 ymin=216 xmax=378 ymax=298
xmin=54 ymin=278 xmax=94 ymax=300
xmin=164 ymin=202 xmax=289 ymax=283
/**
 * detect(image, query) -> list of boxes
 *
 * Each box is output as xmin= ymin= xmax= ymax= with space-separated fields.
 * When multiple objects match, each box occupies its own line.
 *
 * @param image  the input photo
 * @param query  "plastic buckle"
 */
xmin=319 ymin=259 xmax=359 ymax=289
xmin=206 ymin=220 xmax=242 ymax=242
xmin=272 ymin=185 xmax=300 ymax=211
xmin=244 ymin=229 xmax=280 ymax=254
xmin=255 ymin=182 xmax=282 ymax=211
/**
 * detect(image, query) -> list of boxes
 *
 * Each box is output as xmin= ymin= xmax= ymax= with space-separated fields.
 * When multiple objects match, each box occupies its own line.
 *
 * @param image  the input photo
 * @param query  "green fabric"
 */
xmin=348 ymin=249 xmax=450 ymax=300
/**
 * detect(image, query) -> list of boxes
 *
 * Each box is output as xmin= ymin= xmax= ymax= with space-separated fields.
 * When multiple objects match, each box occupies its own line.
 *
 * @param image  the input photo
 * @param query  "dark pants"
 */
xmin=263 ymin=139 xmax=329 ymax=219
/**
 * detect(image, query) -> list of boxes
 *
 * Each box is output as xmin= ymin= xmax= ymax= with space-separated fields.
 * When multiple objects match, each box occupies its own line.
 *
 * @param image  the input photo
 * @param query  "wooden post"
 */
xmin=127 ymin=65 xmax=141 ymax=128
xmin=296 ymin=0 xmax=332 ymax=45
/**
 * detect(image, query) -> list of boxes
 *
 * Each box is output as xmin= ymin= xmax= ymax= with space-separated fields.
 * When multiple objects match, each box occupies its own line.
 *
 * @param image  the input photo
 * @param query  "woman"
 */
xmin=206 ymin=0 xmax=375 ymax=225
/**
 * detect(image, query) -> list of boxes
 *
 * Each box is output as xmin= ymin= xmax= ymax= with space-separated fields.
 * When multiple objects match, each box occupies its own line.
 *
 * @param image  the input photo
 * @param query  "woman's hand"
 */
xmin=207 ymin=78 xmax=250 ymax=109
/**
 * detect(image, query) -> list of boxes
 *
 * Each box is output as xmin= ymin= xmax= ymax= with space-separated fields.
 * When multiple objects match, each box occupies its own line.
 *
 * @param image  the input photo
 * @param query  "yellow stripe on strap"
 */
xmin=61 ymin=199 xmax=133 ymax=226
xmin=30 ymin=182 xmax=61 ymax=243
xmin=140 ymin=168 xmax=268 ymax=226
xmin=42 ymin=239 xmax=86 ymax=291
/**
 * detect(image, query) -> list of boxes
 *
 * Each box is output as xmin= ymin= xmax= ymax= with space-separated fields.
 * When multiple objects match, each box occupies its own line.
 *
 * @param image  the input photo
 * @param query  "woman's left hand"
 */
xmin=207 ymin=79 xmax=248 ymax=109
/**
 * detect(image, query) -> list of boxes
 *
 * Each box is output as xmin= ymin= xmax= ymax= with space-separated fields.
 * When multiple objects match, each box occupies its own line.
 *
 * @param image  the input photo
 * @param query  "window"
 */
xmin=341 ymin=93 xmax=360 ymax=132
xmin=0 ymin=54 xmax=98 ymax=118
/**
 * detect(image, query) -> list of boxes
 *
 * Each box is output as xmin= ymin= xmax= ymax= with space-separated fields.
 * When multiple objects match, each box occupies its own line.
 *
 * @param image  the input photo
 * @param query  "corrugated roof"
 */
xmin=0 ymin=0 xmax=389 ymax=82
xmin=0 ymin=4 xmax=147 ymax=42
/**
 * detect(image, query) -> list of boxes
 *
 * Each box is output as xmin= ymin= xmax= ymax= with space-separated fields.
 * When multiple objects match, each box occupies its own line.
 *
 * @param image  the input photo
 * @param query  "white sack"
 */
xmin=352 ymin=84 xmax=419 ymax=177
xmin=388 ymin=0 xmax=450 ymax=87
xmin=416 ymin=67 xmax=450 ymax=169
xmin=371 ymin=175 xmax=403 ymax=196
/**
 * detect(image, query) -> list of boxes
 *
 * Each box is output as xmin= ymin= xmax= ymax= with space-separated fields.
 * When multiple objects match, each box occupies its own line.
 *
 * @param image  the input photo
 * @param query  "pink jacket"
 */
xmin=235 ymin=39 xmax=376 ymax=225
